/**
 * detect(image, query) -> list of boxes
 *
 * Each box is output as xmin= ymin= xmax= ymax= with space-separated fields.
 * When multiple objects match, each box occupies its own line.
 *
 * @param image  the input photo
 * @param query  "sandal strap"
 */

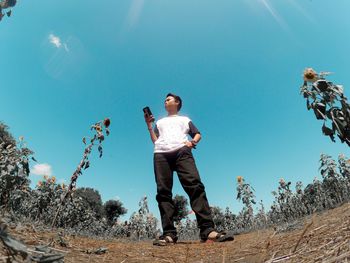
xmin=201 ymin=230 xmax=234 ymax=243
xmin=216 ymin=231 xmax=227 ymax=238
xmin=207 ymin=230 xmax=225 ymax=239
xmin=159 ymin=235 xmax=175 ymax=243
xmin=165 ymin=236 xmax=173 ymax=242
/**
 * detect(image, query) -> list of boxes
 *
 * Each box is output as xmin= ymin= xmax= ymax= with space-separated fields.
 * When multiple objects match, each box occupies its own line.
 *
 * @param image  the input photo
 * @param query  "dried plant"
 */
xmin=128 ymin=196 xmax=158 ymax=240
xmin=52 ymin=118 xmax=111 ymax=227
xmin=0 ymin=0 xmax=16 ymax=21
xmin=0 ymin=126 xmax=34 ymax=210
xmin=236 ymin=176 xmax=256 ymax=229
xmin=300 ymin=68 xmax=350 ymax=146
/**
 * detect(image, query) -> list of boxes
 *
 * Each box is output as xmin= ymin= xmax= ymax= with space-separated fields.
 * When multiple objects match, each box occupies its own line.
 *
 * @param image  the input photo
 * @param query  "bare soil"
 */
xmin=2 ymin=202 xmax=350 ymax=262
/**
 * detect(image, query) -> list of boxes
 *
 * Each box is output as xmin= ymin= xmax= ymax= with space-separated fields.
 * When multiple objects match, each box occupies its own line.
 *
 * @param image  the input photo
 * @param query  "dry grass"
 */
xmin=2 ymin=202 xmax=350 ymax=262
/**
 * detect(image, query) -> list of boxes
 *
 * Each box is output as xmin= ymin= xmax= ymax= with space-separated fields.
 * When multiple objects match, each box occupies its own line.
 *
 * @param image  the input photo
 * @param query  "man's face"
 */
xmin=164 ymin=96 xmax=179 ymax=113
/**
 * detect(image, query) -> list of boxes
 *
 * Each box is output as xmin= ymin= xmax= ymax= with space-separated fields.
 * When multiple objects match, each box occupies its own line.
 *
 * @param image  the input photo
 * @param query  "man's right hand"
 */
xmin=144 ymin=113 xmax=155 ymax=127
xmin=145 ymin=113 xmax=157 ymax=143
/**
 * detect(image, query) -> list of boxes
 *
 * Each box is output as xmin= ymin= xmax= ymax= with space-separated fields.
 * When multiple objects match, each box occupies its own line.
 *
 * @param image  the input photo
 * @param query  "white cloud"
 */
xmin=49 ymin=34 xmax=62 ymax=48
xmin=31 ymin=163 xmax=53 ymax=177
xmin=48 ymin=33 xmax=69 ymax=52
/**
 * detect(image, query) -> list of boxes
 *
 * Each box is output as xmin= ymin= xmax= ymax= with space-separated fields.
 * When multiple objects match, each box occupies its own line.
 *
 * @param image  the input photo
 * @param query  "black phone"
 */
xmin=143 ymin=106 xmax=153 ymax=117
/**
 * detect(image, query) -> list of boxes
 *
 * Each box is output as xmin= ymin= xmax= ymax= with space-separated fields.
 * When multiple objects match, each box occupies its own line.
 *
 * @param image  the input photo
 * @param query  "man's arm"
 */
xmin=192 ymin=133 xmax=201 ymax=144
xmin=148 ymin=125 xmax=158 ymax=144
xmin=144 ymin=113 xmax=158 ymax=144
xmin=185 ymin=121 xmax=201 ymax=148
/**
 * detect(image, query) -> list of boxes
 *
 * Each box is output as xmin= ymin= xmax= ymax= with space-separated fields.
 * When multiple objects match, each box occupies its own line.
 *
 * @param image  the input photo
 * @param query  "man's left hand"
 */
xmin=184 ymin=141 xmax=196 ymax=149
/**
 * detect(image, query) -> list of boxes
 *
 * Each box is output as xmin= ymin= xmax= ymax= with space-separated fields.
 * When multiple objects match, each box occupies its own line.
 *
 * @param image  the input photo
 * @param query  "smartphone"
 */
xmin=143 ymin=106 xmax=153 ymax=117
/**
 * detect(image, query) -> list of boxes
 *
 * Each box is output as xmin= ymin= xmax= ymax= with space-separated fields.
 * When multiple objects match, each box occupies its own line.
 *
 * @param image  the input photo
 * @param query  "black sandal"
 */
xmin=201 ymin=230 xmax=234 ymax=243
xmin=153 ymin=235 xmax=178 ymax=246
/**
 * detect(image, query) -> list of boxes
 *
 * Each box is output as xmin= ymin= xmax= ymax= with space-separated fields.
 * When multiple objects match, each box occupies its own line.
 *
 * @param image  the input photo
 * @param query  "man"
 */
xmin=144 ymin=93 xmax=234 ymax=245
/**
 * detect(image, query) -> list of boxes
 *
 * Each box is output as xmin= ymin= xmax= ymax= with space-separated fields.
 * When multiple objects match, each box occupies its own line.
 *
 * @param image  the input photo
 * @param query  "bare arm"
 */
xmin=144 ymin=113 xmax=158 ymax=144
xmin=193 ymin=133 xmax=201 ymax=143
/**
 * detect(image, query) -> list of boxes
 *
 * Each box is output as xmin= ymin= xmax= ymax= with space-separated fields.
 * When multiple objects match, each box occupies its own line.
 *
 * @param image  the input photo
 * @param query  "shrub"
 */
xmin=75 ymin=187 xmax=104 ymax=219
xmin=104 ymin=199 xmax=127 ymax=225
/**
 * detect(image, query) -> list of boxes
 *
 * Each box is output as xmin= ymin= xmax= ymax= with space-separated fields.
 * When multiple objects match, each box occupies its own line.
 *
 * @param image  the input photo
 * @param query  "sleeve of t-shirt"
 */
xmin=154 ymin=124 xmax=159 ymax=137
xmin=188 ymin=121 xmax=200 ymax=138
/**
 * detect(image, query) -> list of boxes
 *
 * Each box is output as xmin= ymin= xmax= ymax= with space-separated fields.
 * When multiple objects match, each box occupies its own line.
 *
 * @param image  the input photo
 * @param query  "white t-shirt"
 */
xmin=153 ymin=115 xmax=200 ymax=153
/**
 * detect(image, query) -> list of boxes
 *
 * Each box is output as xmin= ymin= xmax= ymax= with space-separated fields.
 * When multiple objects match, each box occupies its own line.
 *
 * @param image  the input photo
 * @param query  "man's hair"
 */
xmin=166 ymin=93 xmax=182 ymax=111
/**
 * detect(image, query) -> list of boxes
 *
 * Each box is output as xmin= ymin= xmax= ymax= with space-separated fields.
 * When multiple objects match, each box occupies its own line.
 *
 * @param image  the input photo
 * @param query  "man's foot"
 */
xmin=201 ymin=230 xmax=234 ymax=243
xmin=153 ymin=235 xmax=177 ymax=246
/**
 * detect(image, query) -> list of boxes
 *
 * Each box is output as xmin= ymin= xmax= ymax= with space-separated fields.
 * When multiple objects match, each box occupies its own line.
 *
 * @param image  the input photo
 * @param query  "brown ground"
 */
xmin=2 ymin=202 xmax=350 ymax=263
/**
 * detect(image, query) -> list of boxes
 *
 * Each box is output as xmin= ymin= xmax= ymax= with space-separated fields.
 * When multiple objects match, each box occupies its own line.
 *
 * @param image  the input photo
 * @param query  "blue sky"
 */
xmin=1 ymin=0 xmax=350 ymax=221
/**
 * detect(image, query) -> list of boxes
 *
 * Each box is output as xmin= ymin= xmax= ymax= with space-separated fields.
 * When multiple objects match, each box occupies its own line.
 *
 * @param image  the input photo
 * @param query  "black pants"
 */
xmin=153 ymin=145 xmax=215 ymax=240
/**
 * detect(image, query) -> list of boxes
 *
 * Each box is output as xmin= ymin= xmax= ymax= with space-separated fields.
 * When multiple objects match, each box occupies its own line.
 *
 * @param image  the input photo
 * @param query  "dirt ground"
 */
xmin=2 ymin=202 xmax=350 ymax=263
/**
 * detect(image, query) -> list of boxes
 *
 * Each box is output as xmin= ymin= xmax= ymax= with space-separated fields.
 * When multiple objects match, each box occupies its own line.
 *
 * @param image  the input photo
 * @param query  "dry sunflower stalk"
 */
xmin=51 ymin=118 xmax=111 ymax=227
xmin=300 ymin=68 xmax=349 ymax=145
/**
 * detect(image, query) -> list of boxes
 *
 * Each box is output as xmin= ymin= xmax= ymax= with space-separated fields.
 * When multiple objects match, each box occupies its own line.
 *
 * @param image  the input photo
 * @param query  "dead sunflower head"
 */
xmin=95 ymin=125 xmax=102 ymax=132
xmin=237 ymin=176 xmax=243 ymax=184
xmin=303 ymin=68 xmax=318 ymax=83
xmin=103 ymin=118 xmax=111 ymax=128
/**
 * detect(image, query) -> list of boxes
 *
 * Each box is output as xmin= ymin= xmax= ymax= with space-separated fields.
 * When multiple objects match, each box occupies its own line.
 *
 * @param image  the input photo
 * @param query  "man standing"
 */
xmin=144 ymin=93 xmax=234 ymax=245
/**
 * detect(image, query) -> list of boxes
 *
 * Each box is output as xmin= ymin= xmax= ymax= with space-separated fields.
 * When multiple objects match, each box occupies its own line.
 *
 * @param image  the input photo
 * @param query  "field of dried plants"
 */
xmin=2 ymin=201 xmax=350 ymax=263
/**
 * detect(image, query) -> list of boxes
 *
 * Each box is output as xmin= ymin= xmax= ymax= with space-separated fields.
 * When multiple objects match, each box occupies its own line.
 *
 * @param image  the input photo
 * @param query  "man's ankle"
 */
xmin=200 ymin=227 xmax=216 ymax=240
